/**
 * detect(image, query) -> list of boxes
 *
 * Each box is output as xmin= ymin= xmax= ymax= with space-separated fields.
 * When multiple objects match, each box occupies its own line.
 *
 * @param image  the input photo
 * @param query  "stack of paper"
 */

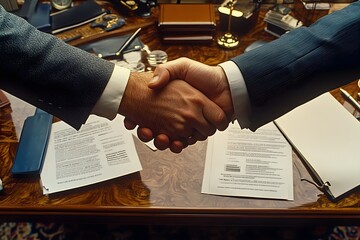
xmin=202 ymin=122 xmax=294 ymax=200
xmin=264 ymin=7 xmax=302 ymax=37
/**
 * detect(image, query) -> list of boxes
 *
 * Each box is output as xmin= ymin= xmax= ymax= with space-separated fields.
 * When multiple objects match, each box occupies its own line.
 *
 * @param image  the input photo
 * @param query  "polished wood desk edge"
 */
xmin=1 ymin=205 xmax=360 ymax=214
xmin=0 ymin=209 xmax=359 ymax=225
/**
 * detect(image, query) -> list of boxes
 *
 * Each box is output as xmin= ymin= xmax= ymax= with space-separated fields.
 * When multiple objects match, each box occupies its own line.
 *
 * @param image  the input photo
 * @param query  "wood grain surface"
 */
xmin=0 ymin=0 xmax=359 ymax=225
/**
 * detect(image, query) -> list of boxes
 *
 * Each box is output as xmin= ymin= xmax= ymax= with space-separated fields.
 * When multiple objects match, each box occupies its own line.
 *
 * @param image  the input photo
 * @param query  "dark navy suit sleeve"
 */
xmin=0 ymin=5 xmax=115 ymax=129
xmin=231 ymin=1 xmax=360 ymax=130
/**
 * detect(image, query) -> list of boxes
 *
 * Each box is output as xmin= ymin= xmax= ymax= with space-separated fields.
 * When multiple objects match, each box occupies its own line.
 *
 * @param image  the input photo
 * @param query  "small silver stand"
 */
xmin=217 ymin=0 xmax=239 ymax=49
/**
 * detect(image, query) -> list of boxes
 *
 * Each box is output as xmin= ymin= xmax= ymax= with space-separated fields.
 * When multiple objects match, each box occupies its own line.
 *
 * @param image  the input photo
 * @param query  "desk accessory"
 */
xmin=218 ymin=0 xmax=261 ymax=36
xmin=51 ymin=0 xmax=72 ymax=10
xmin=77 ymin=31 xmax=144 ymax=59
xmin=217 ymin=0 xmax=239 ymax=49
xmin=98 ymin=27 xmax=141 ymax=59
xmin=90 ymin=14 xmax=126 ymax=32
xmin=147 ymin=50 xmax=168 ymax=67
xmin=274 ymin=92 xmax=360 ymax=202
xmin=12 ymin=108 xmax=53 ymax=175
xmin=158 ymin=4 xmax=216 ymax=43
xmin=264 ymin=4 xmax=302 ymax=37
xmin=12 ymin=0 xmax=51 ymax=32
xmin=51 ymin=0 xmax=107 ymax=34
xmin=28 ymin=2 xmax=52 ymax=32
xmin=110 ymin=0 xmax=156 ymax=17
xmin=14 ymin=0 xmax=37 ymax=20
xmin=340 ymin=88 xmax=360 ymax=113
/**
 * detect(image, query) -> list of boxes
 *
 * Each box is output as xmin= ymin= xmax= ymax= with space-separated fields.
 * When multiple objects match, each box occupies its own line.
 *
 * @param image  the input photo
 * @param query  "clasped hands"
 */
xmin=118 ymin=57 xmax=234 ymax=153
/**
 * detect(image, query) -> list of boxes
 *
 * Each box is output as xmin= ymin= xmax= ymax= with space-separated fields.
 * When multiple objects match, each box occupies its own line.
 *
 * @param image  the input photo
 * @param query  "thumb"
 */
xmin=148 ymin=65 xmax=171 ymax=90
xmin=148 ymin=58 xmax=190 ymax=89
xmin=202 ymin=101 xmax=230 ymax=131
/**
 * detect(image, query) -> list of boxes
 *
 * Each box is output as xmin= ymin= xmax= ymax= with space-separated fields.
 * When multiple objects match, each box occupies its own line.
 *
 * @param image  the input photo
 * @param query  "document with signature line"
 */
xmin=202 ymin=122 xmax=293 ymax=200
xmin=40 ymin=115 xmax=142 ymax=195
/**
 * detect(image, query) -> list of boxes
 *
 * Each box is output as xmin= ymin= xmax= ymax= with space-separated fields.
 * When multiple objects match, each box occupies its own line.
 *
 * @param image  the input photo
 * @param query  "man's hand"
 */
xmin=119 ymin=71 xmax=228 ymax=153
xmin=124 ymin=57 xmax=234 ymax=151
xmin=150 ymin=57 xmax=234 ymax=118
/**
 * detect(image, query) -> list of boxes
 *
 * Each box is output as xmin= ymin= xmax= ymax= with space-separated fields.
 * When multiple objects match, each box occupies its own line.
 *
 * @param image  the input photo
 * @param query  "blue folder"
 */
xmin=28 ymin=2 xmax=52 ymax=33
xmin=11 ymin=108 xmax=52 ymax=175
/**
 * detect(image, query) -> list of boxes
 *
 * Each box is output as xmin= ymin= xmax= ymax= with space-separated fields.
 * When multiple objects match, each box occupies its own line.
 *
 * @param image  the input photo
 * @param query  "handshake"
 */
xmin=118 ymin=57 xmax=235 ymax=153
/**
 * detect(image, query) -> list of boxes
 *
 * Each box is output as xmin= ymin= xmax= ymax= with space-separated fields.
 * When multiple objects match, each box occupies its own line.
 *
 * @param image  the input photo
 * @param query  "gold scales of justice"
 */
xmin=217 ymin=0 xmax=242 ymax=49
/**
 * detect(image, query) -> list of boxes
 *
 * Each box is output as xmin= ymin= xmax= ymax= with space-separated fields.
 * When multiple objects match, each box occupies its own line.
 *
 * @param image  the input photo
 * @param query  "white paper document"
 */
xmin=40 ymin=115 xmax=142 ymax=195
xmin=202 ymin=122 xmax=293 ymax=200
xmin=274 ymin=92 xmax=360 ymax=200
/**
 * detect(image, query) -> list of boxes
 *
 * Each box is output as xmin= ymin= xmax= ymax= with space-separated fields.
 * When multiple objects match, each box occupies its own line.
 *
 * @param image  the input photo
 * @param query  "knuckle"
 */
xmin=214 ymin=111 xmax=229 ymax=130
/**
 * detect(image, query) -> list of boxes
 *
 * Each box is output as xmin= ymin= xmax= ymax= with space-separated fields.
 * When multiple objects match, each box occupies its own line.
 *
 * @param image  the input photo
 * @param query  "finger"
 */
xmin=153 ymin=134 xmax=171 ymax=150
xmin=187 ymin=131 xmax=207 ymax=145
xmin=169 ymin=140 xmax=187 ymax=153
xmin=123 ymin=118 xmax=137 ymax=130
xmin=202 ymin=101 xmax=229 ymax=131
xmin=137 ymin=127 xmax=154 ymax=142
xmin=191 ymin=121 xmax=216 ymax=140
xmin=189 ymin=101 xmax=222 ymax=137
xmin=153 ymin=134 xmax=188 ymax=153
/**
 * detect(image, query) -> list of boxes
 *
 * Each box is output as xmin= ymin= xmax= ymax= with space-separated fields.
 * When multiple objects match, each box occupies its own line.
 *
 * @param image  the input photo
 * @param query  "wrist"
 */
xmin=215 ymin=65 xmax=235 ymax=119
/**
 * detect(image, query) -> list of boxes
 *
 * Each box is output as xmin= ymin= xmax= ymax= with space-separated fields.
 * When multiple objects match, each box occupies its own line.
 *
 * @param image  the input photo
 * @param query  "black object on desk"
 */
xmin=15 ymin=0 xmax=106 ymax=34
xmin=51 ymin=0 xmax=107 ymax=34
xmin=77 ymin=33 xmax=144 ymax=59
xmin=109 ymin=0 xmax=156 ymax=18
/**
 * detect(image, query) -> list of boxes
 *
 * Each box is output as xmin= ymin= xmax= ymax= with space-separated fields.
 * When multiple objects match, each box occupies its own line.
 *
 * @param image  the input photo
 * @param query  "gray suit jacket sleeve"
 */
xmin=231 ymin=1 xmax=360 ymax=131
xmin=0 ymin=6 xmax=115 ymax=129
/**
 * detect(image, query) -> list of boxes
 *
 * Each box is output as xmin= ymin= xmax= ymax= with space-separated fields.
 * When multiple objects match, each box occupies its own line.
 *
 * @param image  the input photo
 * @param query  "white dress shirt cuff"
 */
xmin=92 ymin=65 xmax=130 ymax=120
xmin=219 ymin=61 xmax=251 ymax=129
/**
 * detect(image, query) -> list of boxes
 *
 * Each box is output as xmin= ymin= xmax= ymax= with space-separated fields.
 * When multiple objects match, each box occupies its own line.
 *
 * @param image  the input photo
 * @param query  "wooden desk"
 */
xmin=0 ymin=2 xmax=359 ymax=225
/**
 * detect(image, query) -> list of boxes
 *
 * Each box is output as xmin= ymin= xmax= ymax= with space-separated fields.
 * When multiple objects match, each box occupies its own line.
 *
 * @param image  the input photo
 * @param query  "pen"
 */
xmin=115 ymin=27 xmax=142 ymax=56
xmin=340 ymin=88 xmax=360 ymax=113
xmin=98 ymin=27 xmax=142 ymax=59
